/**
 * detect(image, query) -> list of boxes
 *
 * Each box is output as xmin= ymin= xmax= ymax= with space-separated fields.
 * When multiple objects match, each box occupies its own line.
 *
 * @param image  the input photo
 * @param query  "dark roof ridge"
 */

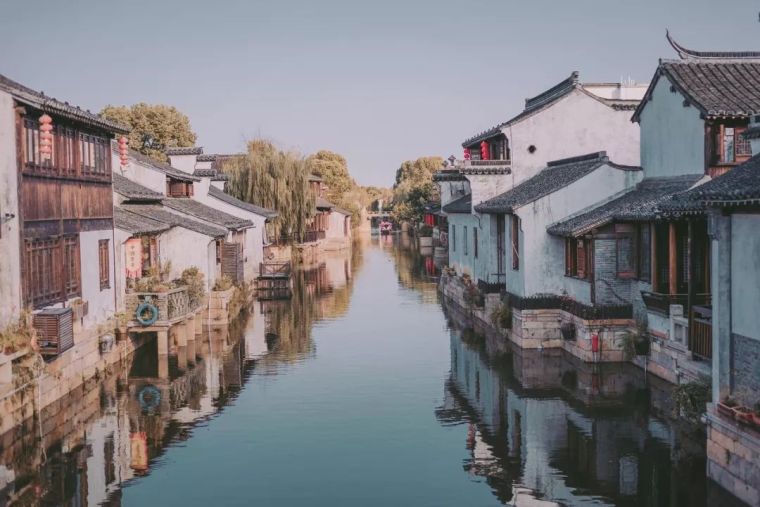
xmin=117 ymin=146 xmax=200 ymax=182
xmin=207 ymin=185 xmax=277 ymax=218
xmin=165 ymin=147 xmax=203 ymax=156
xmin=666 ymin=30 xmax=760 ymax=62
xmin=524 ymin=71 xmax=580 ymax=111
xmin=0 ymin=73 xmax=129 ymax=134
xmin=547 ymin=151 xmax=607 ymax=167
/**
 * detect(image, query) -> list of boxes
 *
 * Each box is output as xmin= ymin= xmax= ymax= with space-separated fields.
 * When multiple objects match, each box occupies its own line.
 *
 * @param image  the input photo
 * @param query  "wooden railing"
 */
xmin=260 ymin=262 xmax=292 ymax=278
xmin=690 ymin=305 xmax=712 ymax=359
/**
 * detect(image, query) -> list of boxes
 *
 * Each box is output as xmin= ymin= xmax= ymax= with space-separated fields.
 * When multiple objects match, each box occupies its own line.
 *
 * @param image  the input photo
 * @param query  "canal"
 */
xmin=0 ymin=235 xmax=743 ymax=506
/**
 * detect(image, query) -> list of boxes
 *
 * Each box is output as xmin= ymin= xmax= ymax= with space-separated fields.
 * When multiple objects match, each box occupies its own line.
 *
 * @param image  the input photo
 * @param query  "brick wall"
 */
xmin=594 ymin=238 xmax=632 ymax=306
xmin=732 ymin=333 xmax=760 ymax=408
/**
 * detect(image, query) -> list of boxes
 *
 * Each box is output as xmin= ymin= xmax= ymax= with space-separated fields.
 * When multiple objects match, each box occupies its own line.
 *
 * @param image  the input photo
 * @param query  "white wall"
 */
xmin=167 ymin=154 xmax=197 ymax=174
xmin=0 ymin=90 xmax=21 ymax=327
xmin=639 ymin=76 xmax=705 ymax=178
xmin=159 ymin=228 xmax=218 ymax=287
xmin=111 ymin=153 xmax=168 ymax=195
xmin=113 ymin=229 xmax=131 ymax=314
xmin=79 ymin=229 xmax=116 ymax=327
xmin=437 ymin=179 xmax=470 ymax=207
xmin=731 ymin=213 xmax=760 ymax=339
xmin=327 ymin=211 xmax=349 ymax=240
xmin=447 ymin=213 xmax=480 ymax=277
xmin=504 ymin=90 xmax=642 ymax=185
xmin=515 ymin=165 xmax=642 ymax=300
xmin=468 ymin=174 xmax=513 ymax=211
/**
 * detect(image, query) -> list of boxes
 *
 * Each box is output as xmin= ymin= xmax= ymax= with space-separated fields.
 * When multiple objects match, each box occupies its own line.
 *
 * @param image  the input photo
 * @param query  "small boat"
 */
xmin=379 ymin=220 xmax=393 ymax=235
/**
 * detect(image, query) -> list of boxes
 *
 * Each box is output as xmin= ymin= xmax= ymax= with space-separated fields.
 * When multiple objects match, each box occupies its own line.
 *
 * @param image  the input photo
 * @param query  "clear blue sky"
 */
xmin=1 ymin=0 xmax=757 ymax=186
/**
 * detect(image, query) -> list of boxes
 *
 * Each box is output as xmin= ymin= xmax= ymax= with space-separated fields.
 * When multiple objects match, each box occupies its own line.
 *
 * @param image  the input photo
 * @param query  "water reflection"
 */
xmin=0 ymin=246 xmax=360 ymax=506
xmin=436 ymin=297 xmax=743 ymax=507
xmin=0 ymin=236 xmax=744 ymax=506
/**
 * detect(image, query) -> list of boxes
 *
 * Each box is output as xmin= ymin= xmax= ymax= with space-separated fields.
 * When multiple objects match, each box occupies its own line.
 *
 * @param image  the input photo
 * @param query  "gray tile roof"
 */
xmin=660 ymin=154 xmax=760 ymax=213
xmin=632 ymin=61 xmax=760 ymax=121
xmin=0 ymin=74 xmax=129 ymax=134
xmin=165 ymin=147 xmax=203 ymax=156
xmin=207 ymin=186 xmax=278 ymax=218
xmin=442 ymin=193 xmax=472 ymax=214
xmin=475 ymin=152 xmax=640 ymax=214
xmin=666 ymin=31 xmax=760 ymax=62
xmin=114 ymin=206 xmax=170 ymax=234
xmin=193 ymin=168 xmax=218 ymax=177
xmin=123 ymin=204 xmax=227 ymax=238
xmin=112 ymin=173 xmax=163 ymax=202
xmin=548 ymin=175 xmax=704 ymax=237
xmin=316 ymin=196 xmax=334 ymax=210
xmin=163 ymin=198 xmax=253 ymax=230
xmin=118 ymin=147 xmax=200 ymax=182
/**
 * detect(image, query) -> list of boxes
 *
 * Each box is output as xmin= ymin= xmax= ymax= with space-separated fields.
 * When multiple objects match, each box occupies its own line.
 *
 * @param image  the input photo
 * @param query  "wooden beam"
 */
xmin=668 ymin=222 xmax=677 ymax=295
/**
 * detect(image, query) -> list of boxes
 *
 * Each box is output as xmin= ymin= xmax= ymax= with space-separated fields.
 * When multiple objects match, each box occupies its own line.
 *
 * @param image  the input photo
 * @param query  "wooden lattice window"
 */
xmin=63 ymin=235 xmax=81 ymax=298
xmin=24 ymin=238 xmax=63 ymax=308
xmin=79 ymin=133 xmax=110 ymax=176
xmin=565 ymin=238 xmax=589 ymax=280
xmin=99 ymin=239 xmax=110 ymax=290
xmin=473 ymin=227 xmax=478 ymax=259
xmin=511 ymin=215 xmax=520 ymax=270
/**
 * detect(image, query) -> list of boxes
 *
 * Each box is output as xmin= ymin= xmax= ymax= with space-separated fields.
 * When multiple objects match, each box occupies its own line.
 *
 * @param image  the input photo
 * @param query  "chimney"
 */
xmin=165 ymin=147 xmax=203 ymax=174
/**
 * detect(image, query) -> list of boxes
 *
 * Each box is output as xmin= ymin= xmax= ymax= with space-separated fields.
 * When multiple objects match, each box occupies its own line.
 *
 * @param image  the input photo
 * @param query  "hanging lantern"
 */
xmin=39 ymin=114 xmax=53 ymax=161
xmin=118 ymin=136 xmax=129 ymax=167
xmin=463 ymin=147 xmax=471 ymax=160
xmin=480 ymin=141 xmax=489 ymax=161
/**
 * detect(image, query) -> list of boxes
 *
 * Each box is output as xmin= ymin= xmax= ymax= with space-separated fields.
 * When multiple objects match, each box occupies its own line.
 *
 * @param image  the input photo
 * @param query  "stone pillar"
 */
xmin=186 ymin=316 xmax=196 ymax=365
xmin=0 ymin=357 xmax=12 ymax=385
xmin=710 ymin=211 xmax=732 ymax=401
xmin=157 ymin=329 xmax=169 ymax=379
xmin=194 ymin=309 xmax=203 ymax=336
xmin=176 ymin=322 xmax=188 ymax=371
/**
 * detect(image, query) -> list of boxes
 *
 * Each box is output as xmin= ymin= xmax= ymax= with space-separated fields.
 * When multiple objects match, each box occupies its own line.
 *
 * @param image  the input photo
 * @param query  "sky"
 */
xmin=1 ymin=0 xmax=757 ymax=187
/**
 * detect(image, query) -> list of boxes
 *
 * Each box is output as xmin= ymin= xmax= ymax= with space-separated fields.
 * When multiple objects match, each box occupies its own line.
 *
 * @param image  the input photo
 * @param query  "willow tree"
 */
xmin=222 ymin=139 xmax=315 ymax=240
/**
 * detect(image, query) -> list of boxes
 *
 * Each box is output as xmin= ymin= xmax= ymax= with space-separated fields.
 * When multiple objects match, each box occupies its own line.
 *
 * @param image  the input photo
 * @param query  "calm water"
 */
xmin=0 ymin=235 xmax=742 ymax=506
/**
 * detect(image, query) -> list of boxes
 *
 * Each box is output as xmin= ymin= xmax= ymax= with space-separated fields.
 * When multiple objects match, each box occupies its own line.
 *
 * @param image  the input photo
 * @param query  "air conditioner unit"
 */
xmin=33 ymin=308 xmax=74 ymax=357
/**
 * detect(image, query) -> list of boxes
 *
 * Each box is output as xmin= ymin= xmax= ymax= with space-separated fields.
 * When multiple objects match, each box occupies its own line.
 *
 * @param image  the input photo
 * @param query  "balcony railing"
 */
xmin=478 ymin=274 xmax=506 ymax=294
xmin=640 ymin=291 xmax=711 ymax=316
xmin=690 ymin=305 xmax=712 ymax=360
xmin=453 ymin=159 xmax=512 ymax=174
xmin=126 ymin=286 xmax=194 ymax=326
xmin=260 ymin=262 xmax=292 ymax=278
xmin=505 ymin=291 xmax=632 ymax=320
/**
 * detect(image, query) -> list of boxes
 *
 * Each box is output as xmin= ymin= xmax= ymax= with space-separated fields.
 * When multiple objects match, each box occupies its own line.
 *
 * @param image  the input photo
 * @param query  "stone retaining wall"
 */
xmin=706 ymin=408 xmax=760 ymax=506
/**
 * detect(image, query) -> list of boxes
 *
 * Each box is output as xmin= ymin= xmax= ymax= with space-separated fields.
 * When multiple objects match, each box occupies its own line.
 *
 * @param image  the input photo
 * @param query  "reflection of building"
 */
xmin=439 ymin=323 xmax=721 ymax=507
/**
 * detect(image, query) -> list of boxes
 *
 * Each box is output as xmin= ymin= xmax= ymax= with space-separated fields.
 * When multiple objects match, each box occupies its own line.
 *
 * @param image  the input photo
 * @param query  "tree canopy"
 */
xmin=222 ymin=139 xmax=315 ymax=241
xmin=100 ymin=103 xmax=197 ymax=162
xmin=391 ymin=156 xmax=443 ymax=224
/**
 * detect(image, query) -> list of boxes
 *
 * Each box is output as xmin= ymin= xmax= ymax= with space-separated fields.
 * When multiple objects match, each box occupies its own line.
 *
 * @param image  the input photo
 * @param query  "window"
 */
xmin=79 ymin=133 xmax=109 ymax=175
xmin=637 ymin=225 xmax=651 ymax=281
xmin=565 ymin=238 xmax=589 ymax=279
xmin=735 ymin=127 xmax=752 ymax=157
xmin=23 ymin=235 xmax=80 ymax=308
xmin=722 ymin=128 xmax=735 ymax=163
xmin=511 ymin=215 xmax=520 ymax=270
xmin=473 ymin=228 xmax=478 ymax=258
xmin=451 ymin=225 xmax=456 ymax=252
xmin=63 ymin=236 xmax=81 ymax=298
xmin=99 ymin=239 xmax=110 ymax=290
xmin=463 ymin=226 xmax=469 ymax=256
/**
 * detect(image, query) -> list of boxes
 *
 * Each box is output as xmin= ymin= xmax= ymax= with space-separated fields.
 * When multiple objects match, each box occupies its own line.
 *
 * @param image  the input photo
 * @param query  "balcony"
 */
xmin=126 ymin=286 xmax=196 ymax=328
xmin=301 ymin=230 xmax=326 ymax=243
xmin=640 ymin=291 xmax=711 ymax=316
xmin=453 ymin=159 xmax=511 ymax=175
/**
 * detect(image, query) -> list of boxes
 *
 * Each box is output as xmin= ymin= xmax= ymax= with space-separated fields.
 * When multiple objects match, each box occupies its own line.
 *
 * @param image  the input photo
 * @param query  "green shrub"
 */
xmin=179 ymin=267 xmax=206 ymax=308
xmin=673 ymin=376 xmax=711 ymax=423
xmin=490 ymin=303 xmax=512 ymax=330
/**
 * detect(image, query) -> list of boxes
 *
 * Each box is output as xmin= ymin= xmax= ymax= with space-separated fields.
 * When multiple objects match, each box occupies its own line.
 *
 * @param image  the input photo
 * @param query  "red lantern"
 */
xmin=480 ymin=141 xmax=489 ymax=161
xmin=591 ymin=333 xmax=600 ymax=353
xmin=118 ymin=136 xmax=129 ymax=167
xmin=463 ymin=148 xmax=471 ymax=160
xmin=39 ymin=114 xmax=53 ymax=160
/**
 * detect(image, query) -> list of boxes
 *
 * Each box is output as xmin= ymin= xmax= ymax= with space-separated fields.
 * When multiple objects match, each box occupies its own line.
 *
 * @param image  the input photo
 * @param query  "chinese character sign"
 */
xmin=125 ymin=238 xmax=143 ymax=279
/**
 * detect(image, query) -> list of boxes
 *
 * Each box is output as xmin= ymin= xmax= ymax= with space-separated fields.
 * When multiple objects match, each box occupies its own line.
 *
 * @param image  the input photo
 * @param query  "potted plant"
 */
xmin=560 ymin=322 xmax=576 ymax=341
xmin=717 ymin=396 xmax=737 ymax=418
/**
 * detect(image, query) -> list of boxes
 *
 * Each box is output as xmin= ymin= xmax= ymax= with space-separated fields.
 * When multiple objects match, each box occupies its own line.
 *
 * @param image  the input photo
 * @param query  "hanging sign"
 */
xmin=125 ymin=238 xmax=143 ymax=279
